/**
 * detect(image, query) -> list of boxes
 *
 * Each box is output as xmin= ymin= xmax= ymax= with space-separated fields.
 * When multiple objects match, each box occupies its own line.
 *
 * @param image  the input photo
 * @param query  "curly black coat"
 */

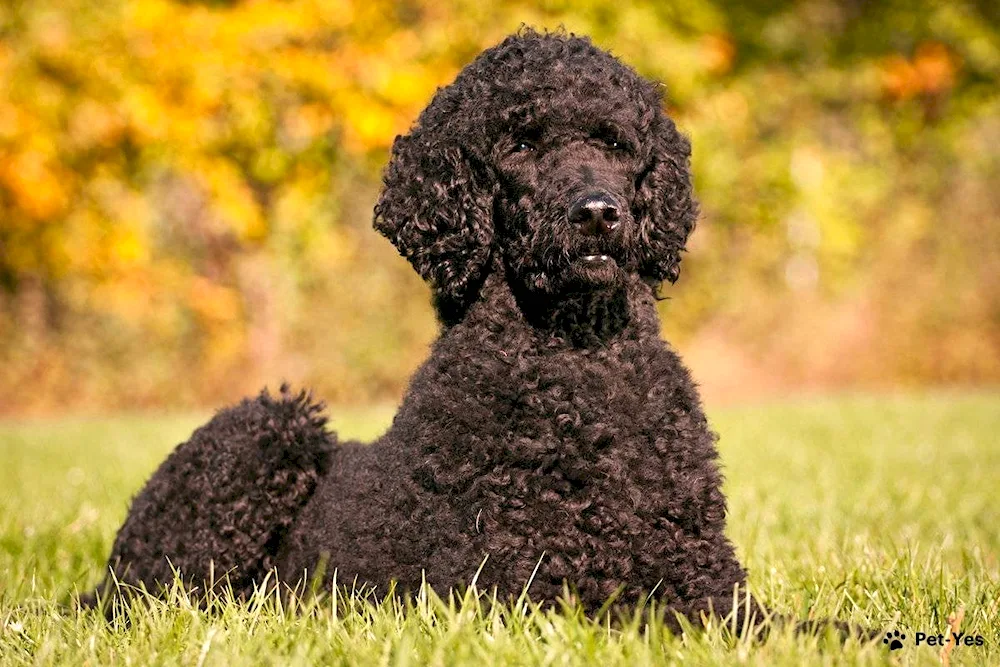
xmin=88 ymin=30 xmax=759 ymax=630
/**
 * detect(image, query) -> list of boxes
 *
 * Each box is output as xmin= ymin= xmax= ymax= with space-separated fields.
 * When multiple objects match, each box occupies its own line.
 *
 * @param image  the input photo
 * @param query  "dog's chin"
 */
xmin=565 ymin=254 xmax=624 ymax=288
xmin=509 ymin=256 xmax=632 ymax=344
xmin=507 ymin=251 xmax=628 ymax=300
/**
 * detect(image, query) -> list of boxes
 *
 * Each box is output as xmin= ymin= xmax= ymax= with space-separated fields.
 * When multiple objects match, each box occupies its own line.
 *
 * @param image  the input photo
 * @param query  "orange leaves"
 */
xmin=700 ymin=33 xmax=735 ymax=75
xmin=68 ymin=100 xmax=126 ymax=150
xmin=283 ymin=103 xmax=336 ymax=146
xmin=879 ymin=42 xmax=959 ymax=101
xmin=912 ymin=42 xmax=959 ymax=94
xmin=0 ymin=149 xmax=71 ymax=223
xmin=188 ymin=275 xmax=242 ymax=324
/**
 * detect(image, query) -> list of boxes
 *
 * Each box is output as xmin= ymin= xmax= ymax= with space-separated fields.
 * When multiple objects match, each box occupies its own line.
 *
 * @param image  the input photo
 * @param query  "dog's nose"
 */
xmin=568 ymin=194 xmax=621 ymax=237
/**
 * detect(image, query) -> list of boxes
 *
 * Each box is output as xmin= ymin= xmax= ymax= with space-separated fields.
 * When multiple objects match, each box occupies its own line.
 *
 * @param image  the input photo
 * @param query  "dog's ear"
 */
xmin=634 ymin=114 xmax=699 ymax=285
xmin=374 ymin=119 xmax=496 ymax=323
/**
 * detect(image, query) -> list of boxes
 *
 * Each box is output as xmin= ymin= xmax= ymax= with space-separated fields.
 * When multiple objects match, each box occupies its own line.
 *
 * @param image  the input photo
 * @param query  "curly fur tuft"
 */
xmin=84 ymin=385 xmax=334 ymax=608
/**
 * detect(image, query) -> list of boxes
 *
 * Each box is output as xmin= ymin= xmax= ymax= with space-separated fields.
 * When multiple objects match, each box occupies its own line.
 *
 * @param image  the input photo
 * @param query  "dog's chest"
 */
xmin=503 ymin=343 xmax=682 ymax=452
xmin=472 ymin=343 xmax=705 ymax=538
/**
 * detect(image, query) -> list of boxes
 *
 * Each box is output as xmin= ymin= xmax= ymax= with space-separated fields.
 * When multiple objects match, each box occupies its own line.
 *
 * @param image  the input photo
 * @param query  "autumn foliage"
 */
xmin=1 ymin=1 xmax=998 ymax=413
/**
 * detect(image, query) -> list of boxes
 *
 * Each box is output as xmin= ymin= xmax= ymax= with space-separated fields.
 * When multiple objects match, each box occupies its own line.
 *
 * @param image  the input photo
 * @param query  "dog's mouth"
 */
xmin=569 ymin=253 xmax=621 ymax=283
xmin=574 ymin=254 xmax=620 ymax=272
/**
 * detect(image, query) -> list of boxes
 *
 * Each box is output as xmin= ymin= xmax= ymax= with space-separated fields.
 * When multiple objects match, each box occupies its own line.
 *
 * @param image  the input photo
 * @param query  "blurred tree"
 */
xmin=0 ymin=0 xmax=997 ymax=412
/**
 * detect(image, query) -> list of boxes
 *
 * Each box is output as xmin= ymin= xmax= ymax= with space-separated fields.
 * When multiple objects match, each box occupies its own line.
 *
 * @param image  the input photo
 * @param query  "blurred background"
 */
xmin=0 ymin=0 xmax=997 ymax=415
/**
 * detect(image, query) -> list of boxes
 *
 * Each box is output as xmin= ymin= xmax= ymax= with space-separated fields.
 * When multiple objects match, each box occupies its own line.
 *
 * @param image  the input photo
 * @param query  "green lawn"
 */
xmin=1 ymin=392 xmax=997 ymax=665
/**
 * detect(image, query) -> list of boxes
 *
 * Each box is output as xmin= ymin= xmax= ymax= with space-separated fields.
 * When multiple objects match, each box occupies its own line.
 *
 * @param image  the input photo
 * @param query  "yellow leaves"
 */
xmin=194 ymin=158 xmax=267 ymax=243
xmin=61 ymin=208 xmax=105 ymax=275
xmin=378 ymin=68 xmax=435 ymax=108
xmin=272 ymin=49 xmax=346 ymax=96
xmin=112 ymin=1 xmax=462 ymax=156
xmin=341 ymin=99 xmax=401 ymax=152
xmin=309 ymin=0 xmax=356 ymax=30
xmin=122 ymin=88 xmax=169 ymax=142
xmin=697 ymin=90 xmax=750 ymax=140
xmin=230 ymin=0 xmax=334 ymax=42
xmin=789 ymin=146 xmax=825 ymax=192
xmin=110 ymin=229 xmax=146 ymax=267
xmin=62 ymin=206 xmax=150 ymax=278
xmin=124 ymin=0 xmax=174 ymax=32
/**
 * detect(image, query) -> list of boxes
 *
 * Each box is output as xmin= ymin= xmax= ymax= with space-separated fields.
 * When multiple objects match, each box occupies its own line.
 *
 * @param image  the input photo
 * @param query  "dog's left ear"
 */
xmin=374 ymin=112 xmax=496 ymax=323
xmin=634 ymin=114 xmax=699 ymax=285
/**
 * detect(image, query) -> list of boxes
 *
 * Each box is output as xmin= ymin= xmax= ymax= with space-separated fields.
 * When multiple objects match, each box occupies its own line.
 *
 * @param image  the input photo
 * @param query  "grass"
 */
xmin=1 ymin=392 xmax=997 ymax=665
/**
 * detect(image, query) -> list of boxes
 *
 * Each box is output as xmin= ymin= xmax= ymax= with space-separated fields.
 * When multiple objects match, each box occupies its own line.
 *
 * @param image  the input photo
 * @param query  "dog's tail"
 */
xmin=80 ymin=384 xmax=335 ymax=612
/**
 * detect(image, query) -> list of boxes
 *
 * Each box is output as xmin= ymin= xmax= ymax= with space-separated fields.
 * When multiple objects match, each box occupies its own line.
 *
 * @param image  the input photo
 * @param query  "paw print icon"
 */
xmin=884 ymin=630 xmax=906 ymax=650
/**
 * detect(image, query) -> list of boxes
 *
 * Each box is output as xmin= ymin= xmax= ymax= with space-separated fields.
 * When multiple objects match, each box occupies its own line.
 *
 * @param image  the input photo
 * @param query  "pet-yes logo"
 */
xmin=883 ymin=629 xmax=986 ymax=651
xmin=883 ymin=630 xmax=905 ymax=650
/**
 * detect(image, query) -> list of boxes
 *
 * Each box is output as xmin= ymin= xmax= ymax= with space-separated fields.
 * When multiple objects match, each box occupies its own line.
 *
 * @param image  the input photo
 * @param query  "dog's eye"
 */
xmin=603 ymin=137 xmax=628 ymax=152
xmin=512 ymin=140 xmax=537 ymax=154
xmin=592 ymin=130 xmax=629 ymax=153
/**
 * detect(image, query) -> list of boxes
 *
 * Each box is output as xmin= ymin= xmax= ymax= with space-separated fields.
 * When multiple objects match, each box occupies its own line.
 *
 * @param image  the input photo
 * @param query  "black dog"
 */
xmin=87 ymin=30 xmax=764 ymax=632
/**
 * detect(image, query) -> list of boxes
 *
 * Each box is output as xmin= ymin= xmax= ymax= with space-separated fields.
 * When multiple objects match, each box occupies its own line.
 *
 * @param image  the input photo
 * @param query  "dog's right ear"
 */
xmin=374 ymin=118 xmax=496 ymax=323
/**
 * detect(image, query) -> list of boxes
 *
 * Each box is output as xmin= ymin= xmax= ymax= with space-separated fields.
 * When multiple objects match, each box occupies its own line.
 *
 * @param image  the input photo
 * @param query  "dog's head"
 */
xmin=375 ymin=29 xmax=698 ymax=325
